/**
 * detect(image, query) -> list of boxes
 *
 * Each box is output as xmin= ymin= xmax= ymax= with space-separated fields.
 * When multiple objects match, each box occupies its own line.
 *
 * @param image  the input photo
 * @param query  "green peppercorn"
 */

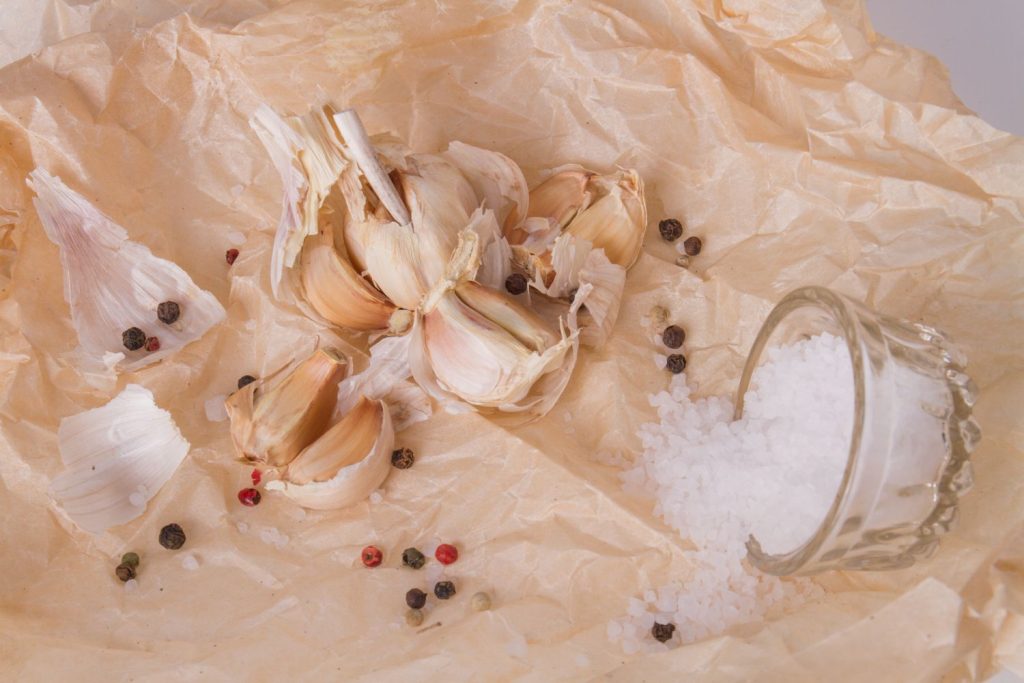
xmin=122 ymin=327 xmax=146 ymax=351
xmin=156 ymin=301 xmax=181 ymax=325
xmin=406 ymin=588 xmax=427 ymax=609
xmin=471 ymin=591 xmax=492 ymax=611
xmin=391 ymin=448 xmax=415 ymax=470
xmin=662 ymin=325 xmax=685 ymax=349
xmin=402 ymin=547 xmax=426 ymax=569
xmin=434 ymin=580 xmax=456 ymax=600
xmin=652 ymin=622 xmax=676 ymax=643
xmin=115 ymin=563 xmax=136 ymax=582
xmin=658 ymin=218 xmax=683 ymax=242
xmin=405 ymin=608 xmax=424 ymax=627
xmin=666 ymin=354 xmax=687 ymax=374
xmin=237 ymin=375 xmax=257 ymax=390
xmin=159 ymin=523 xmax=186 ymax=550
xmin=120 ymin=552 xmax=140 ymax=568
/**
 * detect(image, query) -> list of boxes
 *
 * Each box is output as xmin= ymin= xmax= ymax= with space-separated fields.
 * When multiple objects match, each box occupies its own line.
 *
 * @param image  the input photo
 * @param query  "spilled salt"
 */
xmin=612 ymin=333 xmax=852 ymax=648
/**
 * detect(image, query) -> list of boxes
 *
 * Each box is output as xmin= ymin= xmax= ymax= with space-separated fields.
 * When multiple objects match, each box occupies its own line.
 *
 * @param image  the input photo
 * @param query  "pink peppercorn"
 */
xmin=237 ymin=488 xmax=261 ymax=506
xmin=361 ymin=545 xmax=383 ymax=568
xmin=435 ymin=544 xmax=458 ymax=565
xmin=226 ymin=248 xmax=239 ymax=265
xmin=251 ymin=469 xmax=262 ymax=486
xmin=144 ymin=336 xmax=160 ymax=352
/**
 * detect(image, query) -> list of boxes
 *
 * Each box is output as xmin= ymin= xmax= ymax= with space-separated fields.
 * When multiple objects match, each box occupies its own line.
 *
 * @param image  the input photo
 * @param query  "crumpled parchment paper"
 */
xmin=0 ymin=1 xmax=1021 ymax=680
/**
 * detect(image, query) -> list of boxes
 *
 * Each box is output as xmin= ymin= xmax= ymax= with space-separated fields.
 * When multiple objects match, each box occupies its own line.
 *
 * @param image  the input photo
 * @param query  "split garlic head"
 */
xmin=50 ymin=384 xmax=189 ymax=534
xmin=28 ymin=169 xmax=226 ymax=373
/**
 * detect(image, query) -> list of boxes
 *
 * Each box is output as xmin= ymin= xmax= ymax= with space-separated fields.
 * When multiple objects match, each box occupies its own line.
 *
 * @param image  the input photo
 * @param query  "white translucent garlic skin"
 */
xmin=28 ymin=168 xmax=226 ymax=372
xmin=50 ymin=384 xmax=189 ymax=534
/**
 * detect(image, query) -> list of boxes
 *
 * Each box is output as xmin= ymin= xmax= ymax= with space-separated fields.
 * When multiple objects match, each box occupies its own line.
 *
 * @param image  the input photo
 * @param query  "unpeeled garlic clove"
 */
xmin=520 ymin=168 xmax=593 ymax=241
xmin=225 ymin=348 xmax=348 ymax=468
xmin=443 ymin=141 xmax=529 ymax=231
xmin=564 ymin=169 xmax=646 ymax=269
xmin=28 ymin=169 xmax=226 ymax=373
xmin=266 ymin=396 xmax=394 ymax=510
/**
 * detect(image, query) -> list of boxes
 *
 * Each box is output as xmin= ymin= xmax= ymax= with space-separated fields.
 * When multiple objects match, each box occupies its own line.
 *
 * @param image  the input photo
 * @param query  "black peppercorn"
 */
xmin=567 ymin=287 xmax=579 ymax=301
xmin=406 ymin=588 xmax=427 ymax=609
xmin=652 ymin=622 xmax=676 ymax=643
xmin=683 ymin=236 xmax=702 ymax=256
xmin=402 ymin=547 xmax=426 ymax=569
xmin=666 ymin=354 xmax=687 ymax=374
xmin=237 ymin=375 xmax=257 ymax=390
xmin=504 ymin=273 xmax=528 ymax=295
xmin=159 ymin=523 xmax=186 ymax=550
xmin=115 ymin=563 xmax=136 ymax=582
xmin=658 ymin=218 xmax=683 ymax=242
xmin=662 ymin=325 xmax=685 ymax=349
xmin=391 ymin=448 xmax=415 ymax=470
xmin=433 ymin=580 xmax=456 ymax=600
xmin=122 ymin=327 xmax=146 ymax=351
xmin=156 ymin=301 xmax=181 ymax=324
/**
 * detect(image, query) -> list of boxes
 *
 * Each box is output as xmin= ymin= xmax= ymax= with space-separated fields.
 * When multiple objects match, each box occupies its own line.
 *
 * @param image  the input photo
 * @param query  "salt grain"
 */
xmin=613 ymin=333 xmax=850 ymax=649
xmin=128 ymin=492 xmax=145 ymax=507
xmin=505 ymin=634 xmax=528 ymax=659
xmin=181 ymin=553 xmax=200 ymax=571
xmin=227 ymin=230 xmax=246 ymax=245
xmin=124 ymin=579 xmax=138 ymax=593
xmin=369 ymin=490 xmax=384 ymax=504
xmin=204 ymin=395 xmax=228 ymax=422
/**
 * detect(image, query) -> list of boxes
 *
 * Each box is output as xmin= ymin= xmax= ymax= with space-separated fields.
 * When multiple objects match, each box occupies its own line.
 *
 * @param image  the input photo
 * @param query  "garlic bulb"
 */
xmin=267 ymin=396 xmax=393 ymax=510
xmin=28 ymin=169 xmax=226 ymax=372
xmin=224 ymin=348 xmax=348 ymax=467
xmin=50 ymin=384 xmax=189 ymax=534
xmin=409 ymin=231 xmax=579 ymax=419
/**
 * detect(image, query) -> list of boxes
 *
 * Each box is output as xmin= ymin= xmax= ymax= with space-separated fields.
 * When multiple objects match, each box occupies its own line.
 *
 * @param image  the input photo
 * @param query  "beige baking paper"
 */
xmin=0 ymin=0 xmax=1022 ymax=680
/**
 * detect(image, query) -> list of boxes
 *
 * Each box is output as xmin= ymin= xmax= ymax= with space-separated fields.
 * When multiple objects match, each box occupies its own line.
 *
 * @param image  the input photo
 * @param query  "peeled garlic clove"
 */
xmin=443 ymin=141 xmax=529 ymax=231
xmin=225 ymin=348 xmax=347 ymax=467
xmin=28 ymin=169 xmax=226 ymax=373
xmin=564 ymin=169 xmax=646 ymax=269
xmin=298 ymin=214 xmax=396 ymax=331
xmin=50 ymin=384 xmax=189 ymax=534
xmin=266 ymin=397 xmax=393 ymax=510
xmin=361 ymin=222 xmax=432 ymax=310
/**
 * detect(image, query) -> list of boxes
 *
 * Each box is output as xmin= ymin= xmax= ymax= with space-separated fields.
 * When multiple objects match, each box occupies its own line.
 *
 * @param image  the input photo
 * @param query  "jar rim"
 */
xmin=735 ymin=286 xmax=867 ymax=575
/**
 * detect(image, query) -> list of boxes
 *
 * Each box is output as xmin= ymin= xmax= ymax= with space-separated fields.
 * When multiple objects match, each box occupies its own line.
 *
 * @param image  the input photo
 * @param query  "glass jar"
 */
xmin=735 ymin=287 xmax=980 ymax=575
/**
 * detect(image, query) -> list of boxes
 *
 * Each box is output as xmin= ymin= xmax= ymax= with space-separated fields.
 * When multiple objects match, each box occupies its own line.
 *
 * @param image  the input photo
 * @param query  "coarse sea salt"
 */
xmin=612 ymin=333 xmax=852 ymax=649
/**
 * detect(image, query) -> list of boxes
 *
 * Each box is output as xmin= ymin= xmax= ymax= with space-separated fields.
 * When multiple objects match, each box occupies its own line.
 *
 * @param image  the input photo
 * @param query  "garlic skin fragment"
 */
xmin=336 ymin=334 xmax=432 ymax=432
xmin=28 ymin=169 xmax=226 ymax=373
xmin=266 ymin=397 xmax=394 ymax=510
xmin=224 ymin=348 xmax=348 ymax=468
xmin=443 ymin=141 xmax=529 ymax=231
xmin=50 ymin=384 xmax=189 ymax=534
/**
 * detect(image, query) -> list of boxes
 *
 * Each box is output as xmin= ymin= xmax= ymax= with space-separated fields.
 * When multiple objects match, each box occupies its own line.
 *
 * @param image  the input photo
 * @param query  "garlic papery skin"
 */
xmin=563 ymin=169 xmax=646 ymax=269
xmin=28 ymin=169 xmax=226 ymax=373
xmin=336 ymin=334 xmax=431 ymax=432
xmin=266 ymin=397 xmax=393 ymax=510
xmin=443 ymin=141 xmax=528 ymax=231
xmin=50 ymin=384 xmax=189 ymax=534
xmin=224 ymin=348 xmax=348 ymax=468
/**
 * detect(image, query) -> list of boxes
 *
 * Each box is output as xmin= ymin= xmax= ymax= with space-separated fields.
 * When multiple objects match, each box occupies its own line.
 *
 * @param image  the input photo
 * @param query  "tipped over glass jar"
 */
xmin=737 ymin=286 xmax=980 ymax=575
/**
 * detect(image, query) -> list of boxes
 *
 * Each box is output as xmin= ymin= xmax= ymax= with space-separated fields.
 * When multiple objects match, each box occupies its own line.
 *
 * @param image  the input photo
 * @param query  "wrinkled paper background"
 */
xmin=0 ymin=0 xmax=1022 ymax=680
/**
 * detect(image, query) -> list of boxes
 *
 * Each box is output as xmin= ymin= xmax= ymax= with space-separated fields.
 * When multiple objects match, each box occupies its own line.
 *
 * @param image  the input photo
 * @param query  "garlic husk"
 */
xmin=575 ymin=247 xmax=626 ymax=347
xmin=224 ymin=348 xmax=348 ymax=467
xmin=336 ymin=334 xmax=431 ymax=431
xmin=50 ymin=384 xmax=189 ymax=534
xmin=250 ymin=104 xmax=349 ymax=298
xmin=443 ymin=141 xmax=528 ymax=230
xmin=28 ymin=169 xmax=226 ymax=373
xmin=266 ymin=397 xmax=394 ymax=510
xmin=563 ymin=169 xmax=646 ymax=269
xmin=334 ymin=110 xmax=411 ymax=226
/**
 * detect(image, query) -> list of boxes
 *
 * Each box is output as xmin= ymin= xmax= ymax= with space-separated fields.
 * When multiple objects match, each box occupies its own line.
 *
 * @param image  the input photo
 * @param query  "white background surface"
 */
xmin=866 ymin=2 xmax=1023 ymax=681
xmin=866 ymin=0 xmax=1024 ymax=137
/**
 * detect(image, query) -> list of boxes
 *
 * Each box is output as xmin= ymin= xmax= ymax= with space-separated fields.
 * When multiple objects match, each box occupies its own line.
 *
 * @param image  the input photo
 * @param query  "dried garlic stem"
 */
xmin=334 ymin=110 xmax=411 ymax=226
